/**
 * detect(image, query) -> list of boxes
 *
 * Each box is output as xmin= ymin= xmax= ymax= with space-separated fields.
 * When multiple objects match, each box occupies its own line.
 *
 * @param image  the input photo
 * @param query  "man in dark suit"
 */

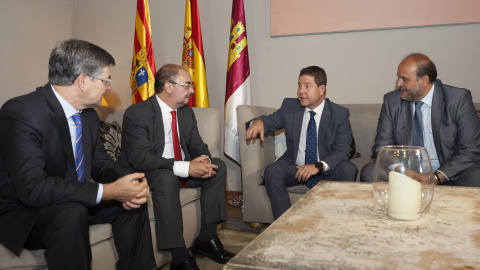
xmin=246 ymin=66 xmax=358 ymax=220
xmin=120 ymin=64 xmax=234 ymax=270
xmin=360 ymin=53 xmax=480 ymax=187
xmin=0 ymin=39 xmax=156 ymax=270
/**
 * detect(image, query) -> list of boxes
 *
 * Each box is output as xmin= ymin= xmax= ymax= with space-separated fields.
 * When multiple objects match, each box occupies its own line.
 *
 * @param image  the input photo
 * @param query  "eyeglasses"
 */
xmin=170 ymin=81 xmax=195 ymax=89
xmin=87 ymin=74 xmax=112 ymax=86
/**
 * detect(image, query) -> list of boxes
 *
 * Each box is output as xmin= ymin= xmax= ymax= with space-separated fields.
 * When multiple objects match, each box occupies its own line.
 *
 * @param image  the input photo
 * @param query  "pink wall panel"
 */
xmin=271 ymin=0 xmax=480 ymax=36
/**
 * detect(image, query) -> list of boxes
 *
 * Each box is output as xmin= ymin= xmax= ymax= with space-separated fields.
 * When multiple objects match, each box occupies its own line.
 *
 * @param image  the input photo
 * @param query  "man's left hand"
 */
xmin=295 ymin=164 xmax=320 ymax=182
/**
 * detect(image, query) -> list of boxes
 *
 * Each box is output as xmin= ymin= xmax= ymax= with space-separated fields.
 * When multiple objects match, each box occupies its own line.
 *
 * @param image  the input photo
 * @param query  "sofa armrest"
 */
xmin=237 ymin=105 xmax=278 ymax=194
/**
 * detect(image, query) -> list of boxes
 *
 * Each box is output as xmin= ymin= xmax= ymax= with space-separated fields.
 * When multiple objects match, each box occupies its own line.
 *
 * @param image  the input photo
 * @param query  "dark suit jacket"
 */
xmin=372 ymin=79 xmax=480 ymax=178
xmin=0 ymin=84 xmax=123 ymax=255
xmin=255 ymin=98 xmax=352 ymax=172
xmin=119 ymin=95 xmax=210 ymax=172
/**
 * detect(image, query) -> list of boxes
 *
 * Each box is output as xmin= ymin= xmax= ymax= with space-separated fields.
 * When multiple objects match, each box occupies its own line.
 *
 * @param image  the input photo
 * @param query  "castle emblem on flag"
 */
xmin=228 ymin=21 xmax=247 ymax=71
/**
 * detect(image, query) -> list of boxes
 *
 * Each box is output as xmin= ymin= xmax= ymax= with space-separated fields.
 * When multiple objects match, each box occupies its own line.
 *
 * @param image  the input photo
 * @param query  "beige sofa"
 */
xmin=0 ymin=106 xmax=221 ymax=270
xmin=237 ymin=103 xmax=480 ymax=226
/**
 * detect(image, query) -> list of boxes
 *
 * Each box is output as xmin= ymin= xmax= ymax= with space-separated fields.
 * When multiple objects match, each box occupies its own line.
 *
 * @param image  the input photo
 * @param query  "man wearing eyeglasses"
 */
xmin=0 ymin=39 xmax=156 ymax=269
xmin=120 ymin=64 xmax=234 ymax=270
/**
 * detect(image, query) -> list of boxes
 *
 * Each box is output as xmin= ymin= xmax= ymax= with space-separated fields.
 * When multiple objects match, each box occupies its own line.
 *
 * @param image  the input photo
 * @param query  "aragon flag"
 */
xmin=224 ymin=0 xmax=251 ymax=162
xmin=130 ymin=0 xmax=156 ymax=104
xmin=182 ymin=0 xmax=209 ymax=107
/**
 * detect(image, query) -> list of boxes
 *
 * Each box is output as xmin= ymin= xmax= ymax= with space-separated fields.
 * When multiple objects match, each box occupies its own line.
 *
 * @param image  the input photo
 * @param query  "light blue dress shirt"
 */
xmin=51 ymin=85 xmax=103 ymax=203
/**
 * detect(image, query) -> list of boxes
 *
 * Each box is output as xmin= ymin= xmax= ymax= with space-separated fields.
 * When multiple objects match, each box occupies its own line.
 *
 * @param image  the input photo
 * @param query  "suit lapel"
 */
xmin=431 ymin=81 xmax=444 ymax=161
xmin=149 ymin=96 xmax=166 ymax=156
xmin=45 ymin=87 xmax=76 ymax=169
xmin=318 ymin=99 xmax=332 ymax=156
xmin=292 ymin=105 xmax=304 ymax=158
xmin=81 ymin=113 xmax=92 ymax=181
xmin=402 ymin=99 xmax=414 ymax=145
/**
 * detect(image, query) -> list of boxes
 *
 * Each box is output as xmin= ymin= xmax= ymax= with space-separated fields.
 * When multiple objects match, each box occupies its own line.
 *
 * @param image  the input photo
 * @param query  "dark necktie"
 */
xmin=413 ymin=101 xmax=424 ymax=147
xmin=305 ymin=111 xmax=319 ymax=189
xmin=72 ymin=113 xmax=84 ymax=182
xmin=171 ymin=111 xmax=187 ymax=188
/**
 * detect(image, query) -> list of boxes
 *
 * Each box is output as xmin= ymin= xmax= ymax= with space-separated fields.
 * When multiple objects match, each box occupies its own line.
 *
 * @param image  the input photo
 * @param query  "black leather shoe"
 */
xmin=169 ymin=256 xmax=200 ymax=270
xmin=191 ymin=235 xmax=236 ymax=264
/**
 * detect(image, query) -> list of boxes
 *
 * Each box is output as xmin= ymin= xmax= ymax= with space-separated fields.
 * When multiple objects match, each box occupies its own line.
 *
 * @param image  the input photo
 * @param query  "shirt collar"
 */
xmin=156 ymin=94 xmax=175 ymax=114
xmin=420 ymin=84 xmax=435 ymax=107
xmin=304 ymin=99 xmax=325 ymax=115
xmin=51 ymin=84 xmax=81 ymax=119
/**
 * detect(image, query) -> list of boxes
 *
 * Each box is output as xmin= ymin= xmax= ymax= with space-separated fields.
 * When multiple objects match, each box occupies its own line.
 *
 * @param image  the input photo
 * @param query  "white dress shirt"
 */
xmin=155 ymin=95 xmax=190 ymax=178
xmin=295 ymin=100 xmax=330 ymax=171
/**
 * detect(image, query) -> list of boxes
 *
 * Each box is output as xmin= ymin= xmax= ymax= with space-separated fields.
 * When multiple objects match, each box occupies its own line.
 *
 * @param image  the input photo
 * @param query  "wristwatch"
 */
xmin=314 ymin=162 xmax=324 ymax=175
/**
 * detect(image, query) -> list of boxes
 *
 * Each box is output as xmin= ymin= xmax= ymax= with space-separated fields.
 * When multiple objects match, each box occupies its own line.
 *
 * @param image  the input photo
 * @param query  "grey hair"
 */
xmin=48 ymin=39 xmax=115 ymax=85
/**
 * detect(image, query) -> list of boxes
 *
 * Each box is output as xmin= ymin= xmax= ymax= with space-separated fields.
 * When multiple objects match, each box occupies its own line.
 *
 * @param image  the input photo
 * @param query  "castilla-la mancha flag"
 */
xmin=224 ymin=0 xmax=251 ymax=162
xmin=182 ymin=0 xmax=209 ymax=107
xmin=130 ymin=0 xmax=156 ymax=104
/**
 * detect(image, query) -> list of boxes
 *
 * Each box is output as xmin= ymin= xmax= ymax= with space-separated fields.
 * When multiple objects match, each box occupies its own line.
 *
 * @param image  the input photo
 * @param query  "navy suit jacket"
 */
xmin=372 ymin=79 xmax=480 ymax=178
xmin=119 ymin=95 xmax=210 ymax=172
xmin=256 ymin=98 xmax=352 ymax=172
xmin=0 ymin=84 xmax=123 ymax=255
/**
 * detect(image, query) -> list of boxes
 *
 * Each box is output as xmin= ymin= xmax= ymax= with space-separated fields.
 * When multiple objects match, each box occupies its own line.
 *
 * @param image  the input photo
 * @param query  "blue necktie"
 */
xmin=413 ymin=101 xmax=424 ymax=147
xmin=305 ymin=111 xmax=319 ymax=189
xmin=72 ymin=113 xmax=84 ymax=182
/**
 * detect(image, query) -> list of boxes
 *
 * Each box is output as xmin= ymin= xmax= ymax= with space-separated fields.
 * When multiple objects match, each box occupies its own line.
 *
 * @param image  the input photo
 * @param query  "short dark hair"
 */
xmin=154 ymin=64 xmax=185 ymax=93
xmin=48 ymin=39 xmax=115 ymax=85
xmin=299 ymin=66 xmax=327 ymax=86
xmin=404 ymin=53 xmax=437 ymax=83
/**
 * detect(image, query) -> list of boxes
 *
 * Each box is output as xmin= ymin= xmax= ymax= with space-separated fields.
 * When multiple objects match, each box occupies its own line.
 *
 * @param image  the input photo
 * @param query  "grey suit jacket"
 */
xmin=0 ymin=84 xmax=123 ymax=255
xmin=256 ymin=98 xmax=352 ymax=172
xmin=120 ymin=95 xmax=210 ymax=172
xmin=372 ymin=79 xmax=480 ymax=178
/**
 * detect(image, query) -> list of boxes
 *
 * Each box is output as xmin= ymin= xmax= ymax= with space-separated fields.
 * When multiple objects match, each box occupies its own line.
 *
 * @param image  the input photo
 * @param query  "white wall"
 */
xmin=1 ymin=0 xmax=479 ymax=191
xmin=0 ymin=0 xmax=74 ymax=102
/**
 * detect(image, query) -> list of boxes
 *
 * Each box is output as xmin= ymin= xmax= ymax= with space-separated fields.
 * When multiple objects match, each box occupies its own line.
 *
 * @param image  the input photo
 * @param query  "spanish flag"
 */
xmin=130 ymin=0 xmax=156 ymax=104
xmin=224 ymin=0 xmax=251 ymax=162
xmin=182 ymin=0 xmax=209 ymax=107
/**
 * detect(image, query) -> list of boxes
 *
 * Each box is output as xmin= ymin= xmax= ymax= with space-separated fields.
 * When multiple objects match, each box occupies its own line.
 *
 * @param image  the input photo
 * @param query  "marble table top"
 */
xmin=225 ymin=181 xmax=480 ymax=269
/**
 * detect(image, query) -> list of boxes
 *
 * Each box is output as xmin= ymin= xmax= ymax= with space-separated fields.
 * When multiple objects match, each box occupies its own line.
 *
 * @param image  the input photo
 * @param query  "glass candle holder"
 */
xmin=373 ymin=145 xmax=435 ymax=221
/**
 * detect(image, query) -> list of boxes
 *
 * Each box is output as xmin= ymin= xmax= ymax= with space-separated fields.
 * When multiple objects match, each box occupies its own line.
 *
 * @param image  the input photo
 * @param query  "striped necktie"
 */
xmin=72 ymin=113 xmax=84 ymax=182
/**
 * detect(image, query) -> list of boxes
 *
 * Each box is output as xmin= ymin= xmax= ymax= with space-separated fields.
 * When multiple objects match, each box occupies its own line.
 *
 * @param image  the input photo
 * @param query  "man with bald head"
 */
xmin=360 ymin=53 xmax=480 ymax=187
xmin=120 ymin=64 xmax=234 ymax=269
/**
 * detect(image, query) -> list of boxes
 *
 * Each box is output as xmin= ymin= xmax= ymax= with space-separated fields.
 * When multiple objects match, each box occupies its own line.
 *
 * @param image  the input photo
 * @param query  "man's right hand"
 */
xmin=246 ymin=120 xmax=265 ymax=141
xmin=102 ymin=172 xmax=149 ymax=207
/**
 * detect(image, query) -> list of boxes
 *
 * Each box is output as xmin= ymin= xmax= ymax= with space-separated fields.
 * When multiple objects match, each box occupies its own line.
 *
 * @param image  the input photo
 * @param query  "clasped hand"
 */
xmin=398 ymin=167 xmax=432 ymax=184
xmin=188 ymin=156 xmax=218 ymax=178
xmin=295 ymin=164 xmax=320 ymax=182
xmin=103 ymin=172 xmax=150 ymax=210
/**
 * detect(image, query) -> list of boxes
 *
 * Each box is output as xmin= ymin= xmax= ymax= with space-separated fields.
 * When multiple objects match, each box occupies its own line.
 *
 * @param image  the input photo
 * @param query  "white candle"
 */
xmin=387 ymin=171 xmax=421 ymax=220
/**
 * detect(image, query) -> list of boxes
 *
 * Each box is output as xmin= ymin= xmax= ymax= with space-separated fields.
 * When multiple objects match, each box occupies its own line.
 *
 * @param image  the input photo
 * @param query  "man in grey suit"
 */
xmin=246 ymin=66 xmax=358 ymax=220
xmin=120 ymin=64 xmax=234 ymax=270
xmin=360 ymin=53 xmax=480 ymax=187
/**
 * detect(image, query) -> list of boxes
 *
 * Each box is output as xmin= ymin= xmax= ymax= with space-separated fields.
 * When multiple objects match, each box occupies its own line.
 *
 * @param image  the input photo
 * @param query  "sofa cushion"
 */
xmin=99 ymin=120 xmax=122 ymax=161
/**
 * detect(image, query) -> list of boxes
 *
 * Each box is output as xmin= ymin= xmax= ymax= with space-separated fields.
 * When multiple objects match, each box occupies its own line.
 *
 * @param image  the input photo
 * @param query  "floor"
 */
xmin=159 ymin=191 xmax=268 ymax=269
